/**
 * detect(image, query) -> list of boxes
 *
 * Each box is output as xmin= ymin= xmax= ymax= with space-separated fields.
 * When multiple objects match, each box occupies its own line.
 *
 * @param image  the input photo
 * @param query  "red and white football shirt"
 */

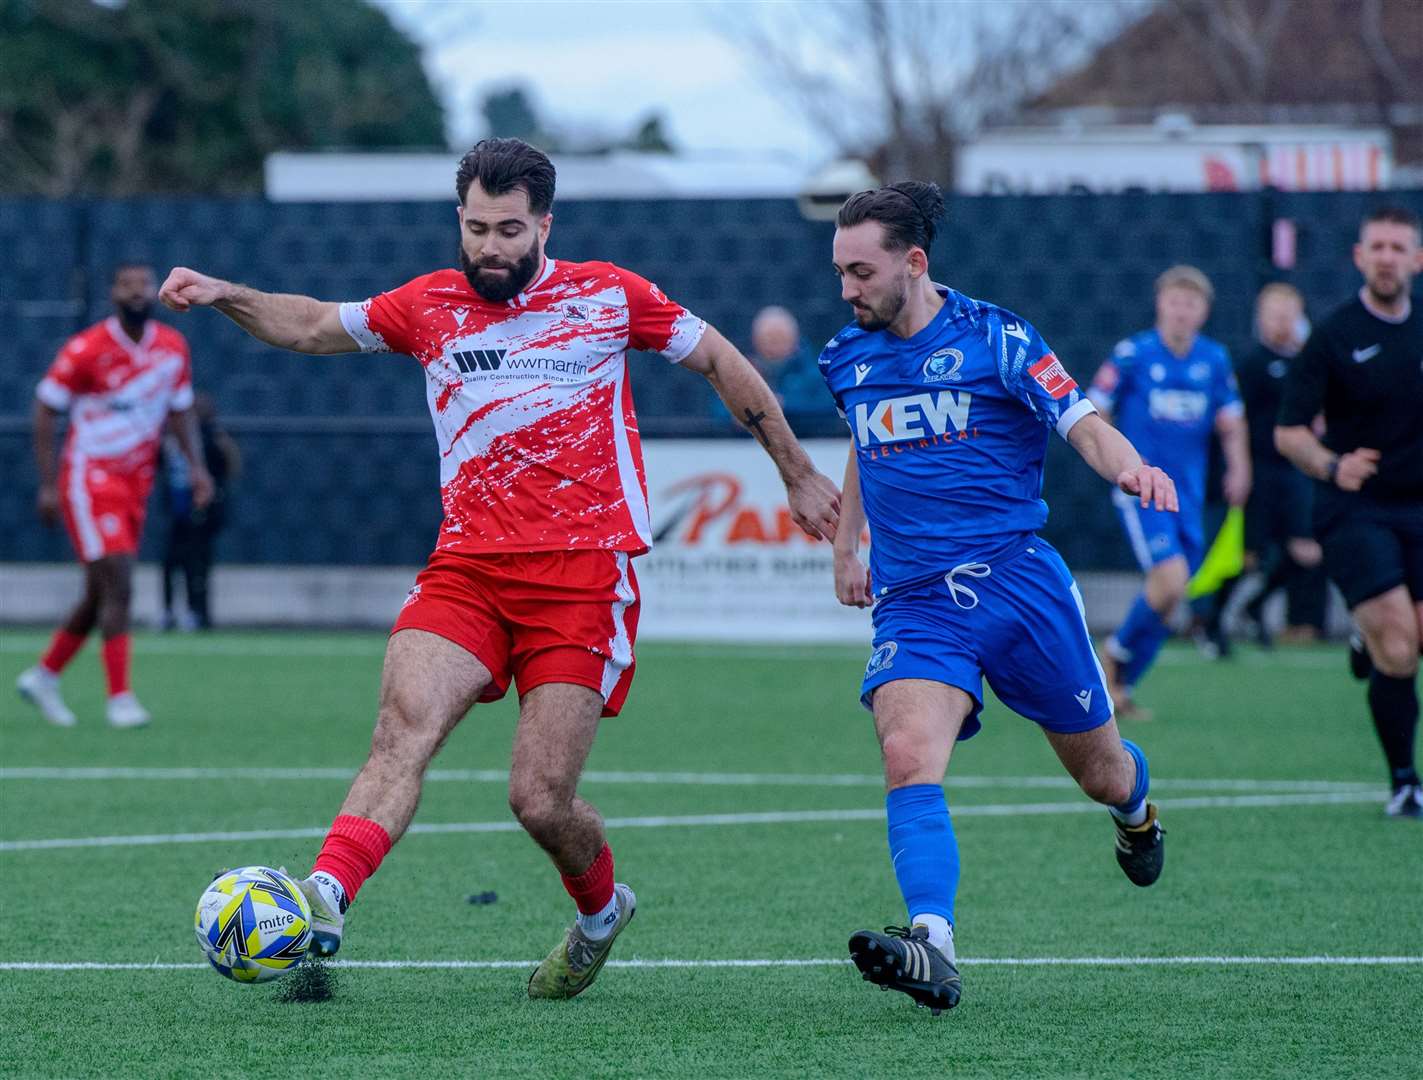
xmin=339 ymin=259 xmax=705 ymax=555
xmin=37 ymin=318 xmax=194 ymax=560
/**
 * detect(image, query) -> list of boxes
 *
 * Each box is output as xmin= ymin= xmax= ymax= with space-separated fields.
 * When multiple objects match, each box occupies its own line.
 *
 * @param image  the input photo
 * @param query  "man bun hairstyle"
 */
xmin=837 ymin=181 xmax=946 ymax=255
xmin=455 ymin=138 xmax=557 ymax=215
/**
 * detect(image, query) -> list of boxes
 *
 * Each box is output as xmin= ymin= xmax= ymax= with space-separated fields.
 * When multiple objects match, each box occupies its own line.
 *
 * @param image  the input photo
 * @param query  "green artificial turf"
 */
xmin=1 ymin=632 xmax=1419 ymax=1078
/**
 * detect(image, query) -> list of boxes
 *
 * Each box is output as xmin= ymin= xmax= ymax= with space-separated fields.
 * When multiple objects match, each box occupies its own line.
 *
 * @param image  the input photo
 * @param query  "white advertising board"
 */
xmin=958 ymin=125 xmax=1391 ymax=194
xmin=636 ymin=438 xmax=874 ymax=644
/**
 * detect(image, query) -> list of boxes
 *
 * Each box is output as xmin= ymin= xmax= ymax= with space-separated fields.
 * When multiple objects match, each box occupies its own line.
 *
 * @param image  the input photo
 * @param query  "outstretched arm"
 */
xmin=682 ymin=325 xmax=840 ymax=541
xmin=159 ymin=267 xmax=357 ymax=355
xmin=1066 ymin=412 xmax=1178 ymax=511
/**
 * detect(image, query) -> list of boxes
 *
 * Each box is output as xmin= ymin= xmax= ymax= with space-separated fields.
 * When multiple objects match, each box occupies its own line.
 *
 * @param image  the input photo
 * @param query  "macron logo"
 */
xmin=1075 ymin=689 xmax=1093 ymax=712
xmin=1004 ymin=320 xmax=1031 ymax=343
xmin=854 ymin=362 xmax=873 ymax=386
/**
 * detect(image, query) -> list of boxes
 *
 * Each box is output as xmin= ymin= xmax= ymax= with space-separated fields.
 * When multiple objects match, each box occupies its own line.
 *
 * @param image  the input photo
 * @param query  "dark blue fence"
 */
xmin=2 ymin=189 xmax=1419 ymax=568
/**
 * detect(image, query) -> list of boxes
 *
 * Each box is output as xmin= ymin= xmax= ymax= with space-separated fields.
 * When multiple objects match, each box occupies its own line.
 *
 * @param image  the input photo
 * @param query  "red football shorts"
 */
xmin=392 ymin=549 xmax=641 ymax=716
xmin=59 ymin=460 xmax=154 ymax=562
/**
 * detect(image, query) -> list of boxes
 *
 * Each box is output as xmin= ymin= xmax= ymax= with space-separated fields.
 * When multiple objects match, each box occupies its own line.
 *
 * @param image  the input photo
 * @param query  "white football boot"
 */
xmin=298 ymin=872 xmax=347 ymax=956
xmin=105 ymin=692 xmax=151 ymax=729
xmin=16 ymin=667 xmax=77 ymax=727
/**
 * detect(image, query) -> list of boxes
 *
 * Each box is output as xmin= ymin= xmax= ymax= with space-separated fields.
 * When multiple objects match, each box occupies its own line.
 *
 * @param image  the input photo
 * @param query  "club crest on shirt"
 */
xmin=922 ymin=348 xmax=964 ymax=383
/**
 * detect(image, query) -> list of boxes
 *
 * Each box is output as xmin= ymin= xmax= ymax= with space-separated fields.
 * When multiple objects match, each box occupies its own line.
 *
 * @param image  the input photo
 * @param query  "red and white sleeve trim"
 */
xmin=339 ymin=301 xmax=391 ymax=353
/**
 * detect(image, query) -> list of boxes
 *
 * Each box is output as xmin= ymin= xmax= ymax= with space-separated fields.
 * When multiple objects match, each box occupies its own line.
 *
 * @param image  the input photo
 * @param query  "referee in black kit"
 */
xmin=1276 ymin=205 xmax=1423 ymax=819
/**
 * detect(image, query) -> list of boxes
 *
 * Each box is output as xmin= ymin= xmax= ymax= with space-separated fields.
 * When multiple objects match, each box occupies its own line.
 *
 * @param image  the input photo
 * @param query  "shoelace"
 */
xmin=944 ymin=562 xmax=992 ymax=609
xmin=882 ymin=925 xmax=917 ymax=940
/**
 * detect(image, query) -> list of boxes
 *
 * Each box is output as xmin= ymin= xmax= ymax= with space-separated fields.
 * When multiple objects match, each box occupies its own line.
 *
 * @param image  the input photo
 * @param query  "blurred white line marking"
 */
xmin=1 ymin=955 xmax=1418 ymax=972
xmin=0 ymin=766 xmax=1377 ymax=793
xmin=0 ymin=790 xmax=1384 ymax=852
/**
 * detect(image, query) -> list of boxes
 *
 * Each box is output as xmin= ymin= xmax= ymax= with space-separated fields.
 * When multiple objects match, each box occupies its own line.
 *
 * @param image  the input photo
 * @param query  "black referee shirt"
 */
xmin=1236 ymin=342 xmax=1295 ymax=470
xmin=1278 ymin=294 xmax=1423 ymax=499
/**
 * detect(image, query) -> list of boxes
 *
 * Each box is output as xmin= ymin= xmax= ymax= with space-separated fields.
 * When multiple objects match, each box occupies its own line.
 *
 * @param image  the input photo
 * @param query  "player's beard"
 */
xmin=116 ymin=299 xmax=153 ymax=327
xmin=460 ymin=241 xmax=541 ymax=303
xmin=1364 ymin=270 xmax=1406 ymax=306
xmin=852 ymin=280 xmax=908 ymax=332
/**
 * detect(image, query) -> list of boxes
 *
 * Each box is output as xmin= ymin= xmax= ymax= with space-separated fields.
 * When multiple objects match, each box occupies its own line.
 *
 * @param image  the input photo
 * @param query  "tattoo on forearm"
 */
xmin=742 ymin=407 xmax=770 ymax=448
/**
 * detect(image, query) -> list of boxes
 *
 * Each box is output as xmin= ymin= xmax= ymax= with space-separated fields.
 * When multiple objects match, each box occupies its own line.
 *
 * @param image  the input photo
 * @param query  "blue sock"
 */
xmin=1113 ymin=593 xmax=1171 ymax=687
xmin=886 ymin=784 xmax=958 ymax=927
xmin=1110 ymin=739 xmax=1150 ymax=824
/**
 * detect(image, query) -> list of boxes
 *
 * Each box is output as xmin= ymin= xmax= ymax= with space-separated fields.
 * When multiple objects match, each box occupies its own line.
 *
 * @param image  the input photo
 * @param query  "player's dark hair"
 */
xmin=455 ymin=138 xmax=556 ymax=215
xmin=836 ymin=181 xmax=946 ymax=254
xmin=1362 ymin=204 xmax=1421 ymax=235
xmin=110 ymin=261 xmax=153 ymax=283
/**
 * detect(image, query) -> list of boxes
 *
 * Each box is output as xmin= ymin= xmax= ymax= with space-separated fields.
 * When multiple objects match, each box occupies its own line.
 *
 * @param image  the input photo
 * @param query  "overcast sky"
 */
xmin=373 ymin=0 xmax=836 ymax=163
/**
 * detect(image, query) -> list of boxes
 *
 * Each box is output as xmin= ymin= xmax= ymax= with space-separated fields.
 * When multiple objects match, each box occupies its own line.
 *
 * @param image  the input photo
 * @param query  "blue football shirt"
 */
xmin=1087 ymin=330 xmax=1242 ymax=510
xmin=818 ymin=286 xmax=1096 ymax=596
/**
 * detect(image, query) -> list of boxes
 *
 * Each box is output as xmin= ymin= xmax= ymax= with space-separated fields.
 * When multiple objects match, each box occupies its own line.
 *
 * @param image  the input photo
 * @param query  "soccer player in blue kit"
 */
xmin=1091 ymin=267 xmax=1251 ymax=717
xmin=820 ymin=182 xmax=1178 ymax=1014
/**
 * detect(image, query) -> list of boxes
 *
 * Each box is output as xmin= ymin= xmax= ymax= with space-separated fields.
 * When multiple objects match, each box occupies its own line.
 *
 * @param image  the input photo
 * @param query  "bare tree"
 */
xmin=717 ymin=0 xmax=1149 ymax=186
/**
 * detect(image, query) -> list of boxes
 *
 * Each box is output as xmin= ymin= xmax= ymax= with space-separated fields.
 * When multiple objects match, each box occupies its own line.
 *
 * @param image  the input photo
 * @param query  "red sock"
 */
xmin=40 ymin=630 xmax=87 ymax=675
xmin=101 ymin=635 xmax=130 ymax=695
xmin=561 ymin=843 xmax=615 ymax=914
xmin=312 ymin=815 xmax=392 ymax=902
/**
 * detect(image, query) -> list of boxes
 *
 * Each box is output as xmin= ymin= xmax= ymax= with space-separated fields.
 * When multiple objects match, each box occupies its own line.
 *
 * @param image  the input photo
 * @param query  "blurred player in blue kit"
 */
xmin=819 ymin=182 xmax=1177 ymax=1013
xmin=1090 ymin=267 xmax=1251 ymax=717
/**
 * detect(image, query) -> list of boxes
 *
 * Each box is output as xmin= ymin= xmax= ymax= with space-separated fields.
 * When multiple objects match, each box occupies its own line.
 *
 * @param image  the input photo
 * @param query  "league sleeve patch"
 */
xmin=1028 ymin=353 xmax=1077 ymax=400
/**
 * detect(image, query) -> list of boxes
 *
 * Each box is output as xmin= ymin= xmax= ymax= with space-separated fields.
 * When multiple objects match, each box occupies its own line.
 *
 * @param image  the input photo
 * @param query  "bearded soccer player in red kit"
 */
xmin=159 ymin=138 xmax=841 ymax=999
xmin=17 ymin=264 xmax=214 ymax=730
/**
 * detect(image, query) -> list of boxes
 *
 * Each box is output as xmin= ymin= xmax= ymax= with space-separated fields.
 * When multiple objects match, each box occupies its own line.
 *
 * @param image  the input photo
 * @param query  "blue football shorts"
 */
xmin=860 ymin=540 xmax=1115 ymax=740
xmin=1112 ymin=487 xmax=1204 ymax=573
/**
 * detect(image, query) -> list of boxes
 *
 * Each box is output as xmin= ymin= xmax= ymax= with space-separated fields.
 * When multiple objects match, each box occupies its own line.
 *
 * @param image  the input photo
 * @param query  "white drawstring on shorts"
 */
xmin=943 ymin=562 xmax=992 ymax=609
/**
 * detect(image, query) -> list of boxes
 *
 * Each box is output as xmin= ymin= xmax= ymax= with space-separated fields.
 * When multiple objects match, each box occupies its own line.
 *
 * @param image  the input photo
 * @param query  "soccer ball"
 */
xmin=194 ymin=865 xmax=312 ymax=983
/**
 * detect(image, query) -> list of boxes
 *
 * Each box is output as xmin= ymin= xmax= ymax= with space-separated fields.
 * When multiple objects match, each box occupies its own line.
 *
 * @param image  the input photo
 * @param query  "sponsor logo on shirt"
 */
xmin=450 ymin=348 xmax=590 ymax=379
xmin=1147 ymin=388 xmax=1209 ymax=423
xmin=1028 ymin=353 xmax=1077 ymax=400
xmin=853 ymin=390 xmax=973 ymax=447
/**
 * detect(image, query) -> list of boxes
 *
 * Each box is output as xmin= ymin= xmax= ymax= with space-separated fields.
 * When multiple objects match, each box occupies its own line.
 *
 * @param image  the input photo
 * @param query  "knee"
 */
xmin=507 ymin=777 xmax=570 ymax=840
xmin=367 ymin=704 xmax=440 ymax=768
xmin=1369 ymin=634 xmax=1419 ymax=678
xmin=880 ymin=730 xmax=936 ymax=790
xmin=1077 ymin=762 xmax=1133 ymax=807
xmin=1147 ymin=570 xmax=1187 ymax=612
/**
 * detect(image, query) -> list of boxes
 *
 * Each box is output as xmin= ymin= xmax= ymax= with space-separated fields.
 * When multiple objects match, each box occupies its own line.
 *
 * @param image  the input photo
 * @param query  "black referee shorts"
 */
xmin=1315 ymin=490 xmax=1423 ymax=609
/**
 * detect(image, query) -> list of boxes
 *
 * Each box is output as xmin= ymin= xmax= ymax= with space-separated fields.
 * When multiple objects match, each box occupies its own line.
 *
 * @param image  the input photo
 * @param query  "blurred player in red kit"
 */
xmin=158 ymin=139 xmax=840 ymax=998
xmin=18 ymin=264 xmax=213 ymax=729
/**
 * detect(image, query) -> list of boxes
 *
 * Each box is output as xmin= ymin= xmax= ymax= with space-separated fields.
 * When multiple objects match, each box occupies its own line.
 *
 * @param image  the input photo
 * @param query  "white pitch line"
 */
xmin=0 ymin=790 xmax=1385 ymax=853
xmin=1 ymin=955 xmax=1419 ymax=973
xmin=0 ymin=766 xmax=1378 ymax=794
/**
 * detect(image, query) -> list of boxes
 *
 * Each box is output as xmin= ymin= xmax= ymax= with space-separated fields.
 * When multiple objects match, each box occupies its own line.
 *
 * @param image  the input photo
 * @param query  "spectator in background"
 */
xmin=160 ymin=392 xmax=240 ymax=631
xmin=1199 ymin=284 xmax=1326 ymax=654
xmin=713 ymin=306 xmax=838 ymax=435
